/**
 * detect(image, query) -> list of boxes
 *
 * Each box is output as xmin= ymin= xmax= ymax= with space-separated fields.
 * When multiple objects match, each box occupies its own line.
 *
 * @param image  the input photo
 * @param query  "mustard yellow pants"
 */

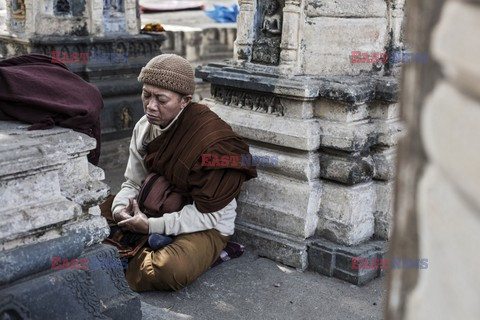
xmin=125 ymin=229 xmax=229 ymax=291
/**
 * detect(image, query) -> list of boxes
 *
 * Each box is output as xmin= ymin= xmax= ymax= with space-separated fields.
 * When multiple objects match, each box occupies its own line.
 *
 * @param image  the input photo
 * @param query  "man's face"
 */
xmin=141 ymin=84 xmax=190 ymax=127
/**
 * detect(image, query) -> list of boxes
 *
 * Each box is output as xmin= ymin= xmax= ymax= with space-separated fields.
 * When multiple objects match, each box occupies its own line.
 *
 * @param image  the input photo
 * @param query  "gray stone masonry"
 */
xmin=197 ymin=62 xmax=397 ymax=284
xmin=0 ymin=121 xmax=140 ymax=319
xmin=196 ymin=0 xmax=404 ymax=285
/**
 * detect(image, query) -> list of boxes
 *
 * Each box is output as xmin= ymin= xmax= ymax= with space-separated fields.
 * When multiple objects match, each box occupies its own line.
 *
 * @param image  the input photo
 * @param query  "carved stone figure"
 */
xmin=56 ymin=0 xmax=71 ymax=14
xmin=252 ymin=0 xmax=283 ymax=65
xmin=104 ymin=0 xmax=124 ymax=18
xmin=262 ymin=1 xmax=282 ymax=36
xmin=120 ymin=106 xmax=132 ymax=129
xmin=211 ymin=85 xmax=284 ymax=116
xmin=12 ymin=0 xmax=26 ymax=20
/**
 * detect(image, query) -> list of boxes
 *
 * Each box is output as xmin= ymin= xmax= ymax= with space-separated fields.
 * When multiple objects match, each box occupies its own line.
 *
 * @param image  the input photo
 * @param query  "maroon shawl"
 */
xmin=0 ymin=54 xmax=103 ymax=164
xmin=145 ymin=103 xmax=257 ymax=213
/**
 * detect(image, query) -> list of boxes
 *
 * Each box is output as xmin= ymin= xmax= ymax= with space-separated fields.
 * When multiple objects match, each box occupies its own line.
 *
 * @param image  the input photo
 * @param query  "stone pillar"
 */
xmin=234 ymin=0 xmax=255 ymax=62
xmin=197 ymin=0 xmax=405 ymax=285
xmin=279 ymin=0 xmax=302 ymax=74
xmin=0 ymin=121 xmax=141 ymax=318
xmin=387 ymin=0 xmax=480 ymax=319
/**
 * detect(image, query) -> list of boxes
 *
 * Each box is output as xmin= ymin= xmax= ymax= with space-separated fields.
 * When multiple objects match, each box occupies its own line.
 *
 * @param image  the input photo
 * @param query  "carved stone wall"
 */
xmin=251 ymin=0 xmax=284 ymax=65
xmin=235 ymin=0 xmax=406 ymax=76
xmin=199 ymin=0 xmax=405 ymax=285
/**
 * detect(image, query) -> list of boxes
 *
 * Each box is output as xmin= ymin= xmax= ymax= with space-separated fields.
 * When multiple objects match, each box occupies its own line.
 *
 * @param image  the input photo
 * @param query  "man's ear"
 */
xmin=181 ymin=95 xmax=193 ymax=108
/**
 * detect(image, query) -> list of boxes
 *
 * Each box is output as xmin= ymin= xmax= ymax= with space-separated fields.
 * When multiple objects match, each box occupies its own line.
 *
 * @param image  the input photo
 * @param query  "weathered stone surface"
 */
xmin=0 ymin=232 xmax=85 ymax=285
xmin=369 ymin=102 xmax=400 ymax=120
xmin=372 ymin=148 xmax=397 ymax=181
xmin=0 ymin=245 xmax=141 ymax=320
xmin=248 ymin=145 xmax=320 ymax=181
xmin=237 ymin=171 xmax=320 ymax=238
xmin=0 ymin=120 xmax=139 ymax=318
xmin=303 ymin=17 xmax=389 ymax=76
xmin=306 ymin=0 xmax=387 ymax=18
xmin=390 ymin=11 xmax=405 ymax=49
xmin=63 ymin=215 xmax=110 ymax=248
xmin=196 ymin=63 xmax=399 ymax=103
xmin=373 ymin=181 xmax=395 ymax=239
xmin=204 ymin=98 xmax=322 ymax=151
xmin=320 ymin=152 xmax=374 ymax=185
xmin=314 ymin=100 xmax=369 ymax=122
xmin=197 ymin=0 xmax=402 ymax=286
xmin=308 ymin=237 xmax=386 ymax=285
xmin=0 ymin=196 xmax=81 ymax=242
xmin=386 ymin=0 xmax=480 ymax=317
xmin=374 ymin=119 xmax=404 ymax=147
xmin=89 ymin=163 xmax=105 ymax=180
xmin=233 ymin=221 xmax=308 ymax=270
xmin=0 ymin=121 xmax=110 ymax=244
xmin=4 ymin=0 xmax=140 ymax=37
xmin=316 ymin=182 xmax=375 ymax=245
xmin=0 ymin=126 xmax=81 ymax=243
xmin=318 ymin=119 xmax=373 ymax=152
xmin=279 ymin=98 xmax=314 ymax=119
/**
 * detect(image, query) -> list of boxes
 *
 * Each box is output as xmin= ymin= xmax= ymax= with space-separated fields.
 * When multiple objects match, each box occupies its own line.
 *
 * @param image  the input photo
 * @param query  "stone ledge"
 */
xmin=196 ymin=62 xmax=399 ymax=103
xmin=0 ymin=232 xmax=85 ymax=285
xmin=308 ymin=237 xmax=387 ymax=285
xmin=232 ymin=221 xmax=308 ymax=270
xmin=205 ymin=99 xmax=322 ymax=151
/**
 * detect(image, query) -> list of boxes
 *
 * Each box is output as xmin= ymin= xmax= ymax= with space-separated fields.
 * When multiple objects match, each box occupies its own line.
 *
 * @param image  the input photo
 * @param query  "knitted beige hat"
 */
xmin=138 ymin=54 xmax=196 ymax=95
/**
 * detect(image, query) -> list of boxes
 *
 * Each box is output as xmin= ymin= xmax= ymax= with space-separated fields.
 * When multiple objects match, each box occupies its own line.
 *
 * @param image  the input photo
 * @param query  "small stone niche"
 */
xmin=252 ymin=0 xmax=285 ymax=65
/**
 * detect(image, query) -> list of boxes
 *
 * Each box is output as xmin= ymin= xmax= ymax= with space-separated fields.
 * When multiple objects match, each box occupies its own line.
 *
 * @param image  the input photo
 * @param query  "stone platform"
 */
xmin=196 ymin=62 xmax=398 ymax=285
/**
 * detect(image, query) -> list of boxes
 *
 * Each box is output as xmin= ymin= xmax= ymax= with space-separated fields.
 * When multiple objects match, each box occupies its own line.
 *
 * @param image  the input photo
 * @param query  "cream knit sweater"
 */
xmin=111 ymin=113 xmax=237 ymax=236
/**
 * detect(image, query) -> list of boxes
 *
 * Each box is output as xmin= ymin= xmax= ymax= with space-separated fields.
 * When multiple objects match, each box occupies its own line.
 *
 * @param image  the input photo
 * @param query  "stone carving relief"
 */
xmin=38 ymin=38 xmax=160 ymax=62
xmin=252 ymin=0 xmax=284 ymax=65
xmin=55 ymin=0 xmax=71 ymax=15
xmin=119 ymin=105 xmax=133 ymax=129
xmin=211 ymin=85 xmax=284 ymax=116
xmin=63 ymin=271 xmax=108 ymax=319
xmin=103 ymin=0 xmax=126 ymax=33
xmin=104 ymin=0 xmax=124 ymax=16
xmin=262 ymin=2 xmax=282 ymax=35
xmin=11 ymin=0 xmax=26 ymax=20
xmin=96 ymin=248 xmax=134 ymax=296
xmin=0 ymin=295 xmax=31 ymax=319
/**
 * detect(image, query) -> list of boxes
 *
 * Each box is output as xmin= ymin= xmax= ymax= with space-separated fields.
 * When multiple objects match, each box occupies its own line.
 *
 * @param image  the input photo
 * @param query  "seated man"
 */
xmin=112 ymin=54 xmax=257 ymax=291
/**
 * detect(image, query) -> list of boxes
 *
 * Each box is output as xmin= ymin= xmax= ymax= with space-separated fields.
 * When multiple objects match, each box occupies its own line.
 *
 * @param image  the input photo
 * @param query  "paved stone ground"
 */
xmin=139 ymin=250 xmax=385 ymax=320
